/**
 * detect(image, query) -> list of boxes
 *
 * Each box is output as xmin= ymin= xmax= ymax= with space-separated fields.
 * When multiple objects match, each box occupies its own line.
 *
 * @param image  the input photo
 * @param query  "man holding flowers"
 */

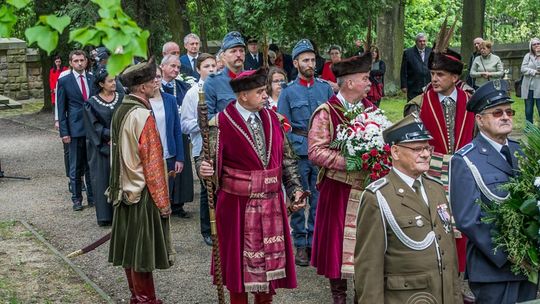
xmin=307 ymin=53 xmax=377 ymax=303
xmin=450 ymin=80 xmax=537 ymax=303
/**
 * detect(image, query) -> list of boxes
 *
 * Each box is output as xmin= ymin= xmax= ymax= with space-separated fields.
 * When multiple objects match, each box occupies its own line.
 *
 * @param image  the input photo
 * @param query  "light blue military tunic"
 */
xmin=203 ymin=67 xmax=238 ymax=119
xmin=277 ymin=77 xmax=333 ymax=156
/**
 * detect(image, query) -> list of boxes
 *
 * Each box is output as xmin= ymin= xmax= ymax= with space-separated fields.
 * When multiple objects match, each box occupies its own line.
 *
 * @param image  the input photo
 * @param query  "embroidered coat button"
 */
xmin=398 ymin=188 xmax=404 ymax=194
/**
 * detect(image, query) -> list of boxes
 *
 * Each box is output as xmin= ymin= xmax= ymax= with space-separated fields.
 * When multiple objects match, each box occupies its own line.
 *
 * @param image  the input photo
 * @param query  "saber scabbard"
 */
xmin=67 ymin=232 xmax=111 ymax=258
xmin=197 ymin=86 xmax=226 ymax=304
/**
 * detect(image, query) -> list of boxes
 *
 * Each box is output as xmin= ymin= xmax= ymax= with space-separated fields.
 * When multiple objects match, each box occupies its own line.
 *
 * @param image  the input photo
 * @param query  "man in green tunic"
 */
xmin=107 ymin=59 xmax=175 ymax=303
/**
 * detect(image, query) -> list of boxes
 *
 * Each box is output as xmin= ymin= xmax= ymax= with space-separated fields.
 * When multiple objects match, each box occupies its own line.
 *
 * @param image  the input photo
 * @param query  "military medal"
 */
xmin=437 ymin=203 xmax=451 ymax=233
xmin=415 ymin=215 xmax=424 ymax=227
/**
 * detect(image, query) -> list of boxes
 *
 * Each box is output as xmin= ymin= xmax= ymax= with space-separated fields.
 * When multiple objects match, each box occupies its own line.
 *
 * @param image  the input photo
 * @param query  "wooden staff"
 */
xmin=197 ymin=86 xmax=226 ymax=304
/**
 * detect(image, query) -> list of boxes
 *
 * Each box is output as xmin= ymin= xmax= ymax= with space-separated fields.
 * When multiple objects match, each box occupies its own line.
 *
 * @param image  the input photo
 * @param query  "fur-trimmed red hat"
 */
xmin=229 ymin=68 xmax=268 ymax=93
xmin=331 ymin=53 xmax=372 ymax=78
xmin=428 ymin=48 xmax=464 ymax=76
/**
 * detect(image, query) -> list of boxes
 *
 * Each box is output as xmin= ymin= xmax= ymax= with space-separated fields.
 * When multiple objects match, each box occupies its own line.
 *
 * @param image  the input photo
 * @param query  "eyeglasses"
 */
xmin=481 ymin=109 xmax=515 ymax=117
xmin=155 ymin=75 xmax=162 ymax=79
xmin=396 ymin=144 xmax=434 ymax=154
xmin=272 ymin=80 xmax=285 ymax=84
xmin=533 ymin=43 xmax=540 ymax=46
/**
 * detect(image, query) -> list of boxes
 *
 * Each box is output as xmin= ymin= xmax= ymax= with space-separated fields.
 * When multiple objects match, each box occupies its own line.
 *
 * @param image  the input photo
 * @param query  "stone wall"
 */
xmin=0 ymin=38 xmax=43 ymax=100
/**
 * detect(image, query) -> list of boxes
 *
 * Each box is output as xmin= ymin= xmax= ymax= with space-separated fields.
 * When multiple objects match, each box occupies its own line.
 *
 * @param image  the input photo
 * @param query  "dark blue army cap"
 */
xmin=466 ymin=79 xmax=514 ymax=113
xmin=221 ymin=31 xmax=245 ymax=51
xmin=383 ymin=113 xmax=433 ymax=145
xmin=292 ymin=39 xmax=314 ymax=60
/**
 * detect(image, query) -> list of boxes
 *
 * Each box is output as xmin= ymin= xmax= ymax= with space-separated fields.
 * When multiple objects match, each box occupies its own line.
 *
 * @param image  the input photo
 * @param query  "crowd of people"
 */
xmin=51 ymin=27 xmax=540 ymax=303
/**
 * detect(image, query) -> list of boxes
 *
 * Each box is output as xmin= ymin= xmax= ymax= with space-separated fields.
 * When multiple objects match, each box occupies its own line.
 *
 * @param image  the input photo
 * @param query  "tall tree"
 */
xmin=165 ymin=0 xmax=191 ymax=46
xmin=376 ymin=0 xmax=405 ymax=95
xmin=461 ymin=0 xmax=486 ymax=77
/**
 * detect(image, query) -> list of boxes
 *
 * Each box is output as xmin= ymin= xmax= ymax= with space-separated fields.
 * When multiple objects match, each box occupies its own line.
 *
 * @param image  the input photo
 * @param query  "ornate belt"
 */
xmin=220 ymin=165 xmax=282 ymax=198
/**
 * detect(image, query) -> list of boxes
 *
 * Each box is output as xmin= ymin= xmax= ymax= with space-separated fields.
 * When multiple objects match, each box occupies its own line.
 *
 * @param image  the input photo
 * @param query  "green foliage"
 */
xmin=0 ymin=3 xmax=17 ymax=37
xmin=6 ymin=0 xmax=30 ymax=9
xmin=403 ymin=0 xmax=462 ymax=47
xmin=24 ymin=14 xmax=71 ymax=54
xmin=485 ymin=0 xmax=540 ymax=43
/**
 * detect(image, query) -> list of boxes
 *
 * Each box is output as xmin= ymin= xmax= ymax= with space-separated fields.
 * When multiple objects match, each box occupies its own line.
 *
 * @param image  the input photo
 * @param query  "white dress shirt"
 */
xmin=149 ymin=95 xmax=171 ymax=159
xmin=181 ymin=80 xmax=204 ymax=157
xmin=72 ymin=70 xmax=90 ymax=98
xmin=235 ymin=100 xmax=260 ymax=122
xmin=393 ymin=167 xmax=428 ymax=205
xmin=437 ymin=88 xmax=458 ymax=104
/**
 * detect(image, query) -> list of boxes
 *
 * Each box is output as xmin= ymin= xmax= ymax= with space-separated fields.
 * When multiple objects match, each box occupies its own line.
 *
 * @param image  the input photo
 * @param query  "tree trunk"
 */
xmin=376 ymin=0 xmax=405 ymax=95
xmin=195 ymin=0 xmax=208 ymax=52
xmin=461 ymin=0 xmax=486 ymax=77
xmin=165 ymin=0 xmax=191 ymax=46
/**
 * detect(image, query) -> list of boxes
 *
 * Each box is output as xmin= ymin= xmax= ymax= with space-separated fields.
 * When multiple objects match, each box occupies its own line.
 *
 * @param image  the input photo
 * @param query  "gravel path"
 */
xmin=0 ymin=111 xmax=338 ymax=303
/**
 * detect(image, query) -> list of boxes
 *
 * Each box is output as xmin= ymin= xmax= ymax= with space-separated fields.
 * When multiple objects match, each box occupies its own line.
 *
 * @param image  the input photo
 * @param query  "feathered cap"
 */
xmin=331 ymin=53 xmax=372 ymax=78
xmin=427 ymin=17 xmax=464 ymax=76
xmin=229 ymin=68 xmax=268 ymax=93
xmin=120 ymin=57 xmax=156 ymax=87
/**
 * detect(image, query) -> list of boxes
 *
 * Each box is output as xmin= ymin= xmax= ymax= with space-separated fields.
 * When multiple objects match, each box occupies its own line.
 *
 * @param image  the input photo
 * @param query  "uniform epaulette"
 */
xmin=456 ymin=142 xmax=475 ymax=156
xmin=365 ymin=177 xmax=388 ymax=193
xmin=423 ymin=174 xmax=443 ymax=185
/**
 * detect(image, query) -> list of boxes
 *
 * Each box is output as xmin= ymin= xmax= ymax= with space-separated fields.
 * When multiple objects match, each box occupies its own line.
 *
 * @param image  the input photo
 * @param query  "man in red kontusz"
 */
xmin=308 ymin=53 xmax=376 ymax=303
xmin=199 ymin=68 xmax=307 ymax=304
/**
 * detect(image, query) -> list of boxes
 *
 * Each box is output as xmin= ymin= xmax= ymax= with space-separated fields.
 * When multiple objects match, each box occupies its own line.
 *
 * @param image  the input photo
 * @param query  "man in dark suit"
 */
xmin=57 ymin=49 xmax=95 ymax=211
xmin=450 ymin=80 xmax=538 ymax=304
xmin=270 ymin=43 xmax=294 ymax=80
xmin=244 ymin=37 xmax=263 ymax=70
xmin=400 ymin=33 xmax=432 ymax=101
xmin=179 ymin=33 xmax=201 ymax=81
xmin=160 ymin=54 xmax=193 ymax=218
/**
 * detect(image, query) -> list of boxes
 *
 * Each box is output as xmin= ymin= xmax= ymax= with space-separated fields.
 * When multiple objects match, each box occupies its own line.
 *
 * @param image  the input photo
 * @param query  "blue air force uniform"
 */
xmin=277 ymin=38 xmax=333 ymax=252
xmin=450 ymin=80 xmax=537 ymax=303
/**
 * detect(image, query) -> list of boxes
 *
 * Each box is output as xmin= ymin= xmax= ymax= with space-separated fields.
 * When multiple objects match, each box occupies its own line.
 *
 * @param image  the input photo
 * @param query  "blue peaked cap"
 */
xmin=292 ymin=39 xmax=314 ymax=60
xmin=222 ymin=31 xmax=245 ymax=51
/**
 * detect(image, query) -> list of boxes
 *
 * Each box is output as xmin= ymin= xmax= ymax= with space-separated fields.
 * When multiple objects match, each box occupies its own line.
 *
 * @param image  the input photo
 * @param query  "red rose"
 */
xmin=370 ymin=173 xmax=379 ymax=180
xmin=383 ymin=144 xmax=391 ymax=152
xmin=361 ymin=153 xmax=370 ymax=161
xmin=362 ymin=162 xmax=369 ymax=170
xmin=373 ymin=163 xmax=381 ymax=170
xmin=370 ymin=149 xmax=378 ymax=157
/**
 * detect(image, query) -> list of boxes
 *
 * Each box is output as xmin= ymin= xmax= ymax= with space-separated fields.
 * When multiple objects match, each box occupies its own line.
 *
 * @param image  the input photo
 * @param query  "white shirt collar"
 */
xmin=235 ymin=101 xmax=260 ymax=122
xmin=437 ymin=88 xmax=458 ymax=103
xmin=480 ymin=131 xmax=508 ymax=152
xmin=187 ymin=54 xmax=198 ymax=61
xmin=72 ymin=70 xmax=86 ymax=78
xmin=161 ymin=79 xmax=174 ymax=86
xmin=417 ymin=47 xmax=425 ymax=53
xmin=336 ymin=92 xmax=354 ymax=110
xmin=393 ymin=167 xmax=422 ymax=190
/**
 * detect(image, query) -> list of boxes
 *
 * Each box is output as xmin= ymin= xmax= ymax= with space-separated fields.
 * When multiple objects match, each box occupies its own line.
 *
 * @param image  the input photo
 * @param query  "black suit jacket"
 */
xmin=57 ymin=71 xmax=95 ymax=138
xmin=400 ymin=46 xmax=432 ymax=94
xmin=244 ymin=52 xmax=263 ymax=70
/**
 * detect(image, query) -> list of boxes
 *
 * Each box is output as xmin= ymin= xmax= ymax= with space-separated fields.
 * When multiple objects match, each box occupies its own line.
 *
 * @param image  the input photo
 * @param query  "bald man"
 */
xmin=466 ymin=37 xmax=484 ymax=89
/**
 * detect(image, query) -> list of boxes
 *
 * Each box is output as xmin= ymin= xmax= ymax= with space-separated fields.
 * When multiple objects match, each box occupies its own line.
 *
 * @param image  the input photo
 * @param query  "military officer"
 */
xmin=354 ymin=114 xmax=461 ymax=304
xmin=450 ymin=80 xmax=538 ymax=304
xmin=203 ymin=31 xmax=245 ymax=119
xmin=277 ymin=39 xmax=333 ymax=266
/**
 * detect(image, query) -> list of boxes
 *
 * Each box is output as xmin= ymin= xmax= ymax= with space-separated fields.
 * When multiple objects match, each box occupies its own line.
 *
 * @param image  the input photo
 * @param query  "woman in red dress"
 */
xmin=49 ymin=55 xmax=68 ymax=104
xmin=320 ymin=45 xmax=342 ymax=92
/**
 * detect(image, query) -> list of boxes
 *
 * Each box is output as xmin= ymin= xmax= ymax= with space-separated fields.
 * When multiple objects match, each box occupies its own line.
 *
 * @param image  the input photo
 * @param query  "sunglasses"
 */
xmin=533 ymin=43 xmax=540 ymax=46
xmin=396 ymin=144 xmax=434 ymax=154
xmin=481 ymin=109 xmax=515 ymax=117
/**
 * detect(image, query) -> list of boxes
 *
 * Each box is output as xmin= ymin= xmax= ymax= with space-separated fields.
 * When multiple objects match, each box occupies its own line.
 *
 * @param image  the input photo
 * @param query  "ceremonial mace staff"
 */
xmin=197 ymin=86 xmax=226 ymax=304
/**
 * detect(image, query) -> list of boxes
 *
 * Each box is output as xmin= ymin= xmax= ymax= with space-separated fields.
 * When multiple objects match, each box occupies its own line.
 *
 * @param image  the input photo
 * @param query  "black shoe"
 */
xmin=203 ymin=235 xmax=213 ymax=246
xmin=97 ymin=220 xmax=111 ymax=227
xmin=68 ymin=182 xmax=72 ymax=193
xmin=177 ymin=207 xmax=192 ymax=218
xmin=72 ymin=201 xmax=83 ymax=211
xmin=295 ymin=247 xmax=309 ymax=267
xmin=307 ymin=247 xmax=312 ymax=259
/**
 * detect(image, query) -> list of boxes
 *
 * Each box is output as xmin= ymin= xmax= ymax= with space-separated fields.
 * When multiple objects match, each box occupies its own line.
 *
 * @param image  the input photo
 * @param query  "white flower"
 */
xmin=534 ymin=177 xmax=540 ymax=188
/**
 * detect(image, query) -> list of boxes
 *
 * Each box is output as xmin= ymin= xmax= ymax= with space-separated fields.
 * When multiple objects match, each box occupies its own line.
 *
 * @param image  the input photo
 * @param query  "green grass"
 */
xmin=378 ymin=93 xmax=534 ymax=135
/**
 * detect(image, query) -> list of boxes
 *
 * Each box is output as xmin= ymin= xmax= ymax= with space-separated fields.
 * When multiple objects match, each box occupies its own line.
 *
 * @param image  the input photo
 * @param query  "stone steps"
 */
xmin=0 ymin=94 xmax=22 ymax=110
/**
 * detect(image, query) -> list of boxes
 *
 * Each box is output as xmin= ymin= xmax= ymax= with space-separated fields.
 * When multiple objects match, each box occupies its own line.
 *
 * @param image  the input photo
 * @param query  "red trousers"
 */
xmin=230 ymin=292 xmax=273 ymax=304
xmin=124 ymin=268 xmax=162 ymax=304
